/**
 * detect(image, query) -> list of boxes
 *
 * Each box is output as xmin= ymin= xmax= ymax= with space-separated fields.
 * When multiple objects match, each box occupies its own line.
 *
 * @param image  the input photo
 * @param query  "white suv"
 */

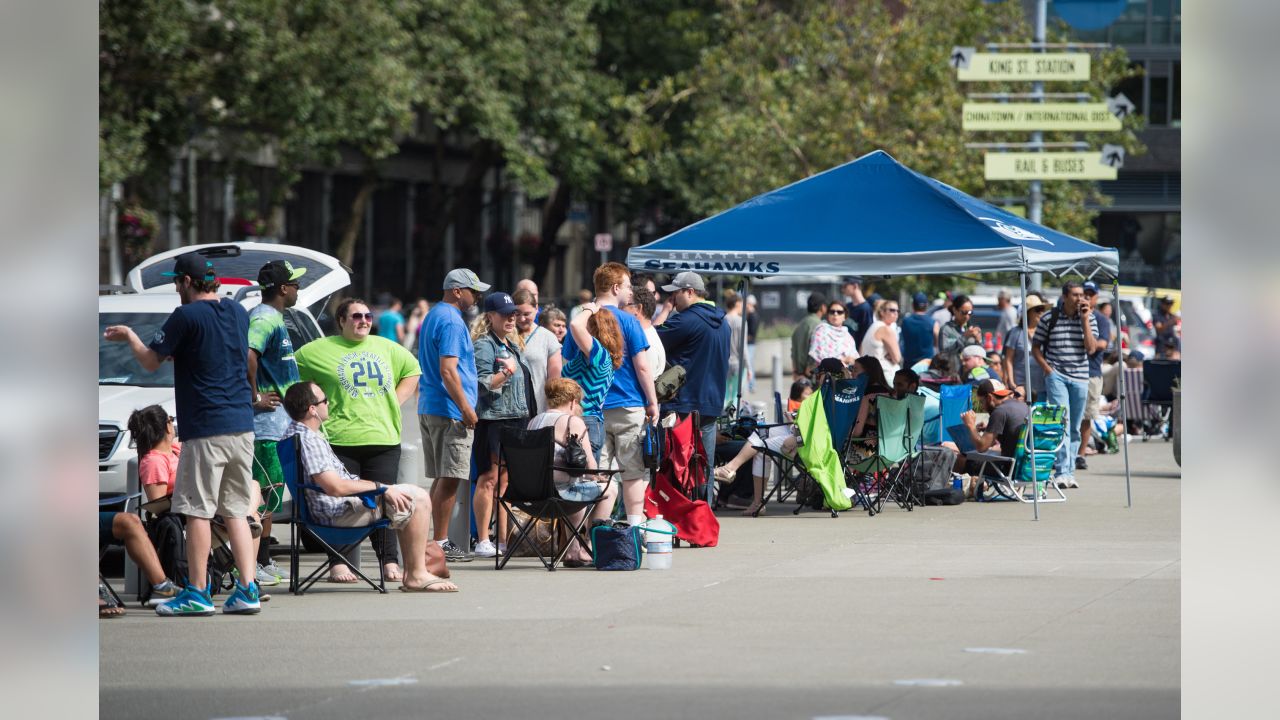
xmin=98 ymin=243 xmax=350 ymax=498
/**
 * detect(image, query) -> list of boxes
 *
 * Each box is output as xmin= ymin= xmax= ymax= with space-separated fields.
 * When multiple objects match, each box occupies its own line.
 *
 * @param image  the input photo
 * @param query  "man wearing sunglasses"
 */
xmin=103 ymin=252 xmax=261 ymax=616
xmin=244 ymin=259 xmax=306 ymax=586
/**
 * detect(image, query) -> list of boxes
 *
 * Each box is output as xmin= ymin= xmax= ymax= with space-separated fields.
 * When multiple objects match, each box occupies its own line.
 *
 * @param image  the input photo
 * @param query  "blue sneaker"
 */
xmin=155 ymin=585 xmax=215 ymax=617
xmin=223 ymin=580 xmax=261 ymax=615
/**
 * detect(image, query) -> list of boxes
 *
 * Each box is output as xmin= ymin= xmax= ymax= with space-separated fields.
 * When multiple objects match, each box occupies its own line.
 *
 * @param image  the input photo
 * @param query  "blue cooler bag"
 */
xmin=590 ymin=522 xmax=644 ymax=571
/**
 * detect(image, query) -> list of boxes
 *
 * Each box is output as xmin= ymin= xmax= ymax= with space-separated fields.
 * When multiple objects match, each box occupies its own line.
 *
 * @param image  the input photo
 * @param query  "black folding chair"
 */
xmin=98 ymin=492 xmax=143 ymax=606
xmin=495 ymin=426 xmax=617 ymax=571
xmin=1142 ymin=359 xmax=1180 ymax=441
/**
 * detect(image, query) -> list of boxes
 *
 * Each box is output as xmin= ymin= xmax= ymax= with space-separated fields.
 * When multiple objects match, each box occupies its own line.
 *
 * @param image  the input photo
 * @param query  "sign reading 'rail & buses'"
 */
xmin=957 ymin=53 xmax=1091 ymax=82
xmin=984 ymin=152 xmax=1118 ymax=181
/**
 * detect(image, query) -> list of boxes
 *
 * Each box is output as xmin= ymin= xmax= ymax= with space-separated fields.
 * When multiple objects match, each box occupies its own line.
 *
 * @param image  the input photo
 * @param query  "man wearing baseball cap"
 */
xmin=418 ymin=268 xmax=490 ymax=561
xmin=958 ymin=379 xmax=1030 ymax=460
xmin=1076 ymin=281 xmax=1113 ymax=471
xmin=244 ymin=259 xmax=307 ymax=585
xmin=104 ymin=252 xmax=262 ymax=615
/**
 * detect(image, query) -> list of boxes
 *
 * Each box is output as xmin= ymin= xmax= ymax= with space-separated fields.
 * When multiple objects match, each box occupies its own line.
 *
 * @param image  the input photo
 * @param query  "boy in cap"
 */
xmin=419 ymin=268 xmax=489 ymax=561
xmin=104 ymin=252 xmax=261 ymax=615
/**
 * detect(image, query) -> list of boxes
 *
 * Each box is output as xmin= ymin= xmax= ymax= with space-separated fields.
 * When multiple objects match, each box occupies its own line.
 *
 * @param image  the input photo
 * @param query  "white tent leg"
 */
xmin=1020 ymin=274 xmax=1039 ymax=521
xmin=1114 ymin=280 xmax=1133 ymax=508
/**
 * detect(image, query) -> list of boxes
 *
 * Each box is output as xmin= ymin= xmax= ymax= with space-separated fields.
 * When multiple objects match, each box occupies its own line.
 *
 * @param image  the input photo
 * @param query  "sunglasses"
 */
xmin=167 ymin=415 xmax=176 ymax=423
xmin=885 ymin=307 xmax=899 ymax=313
xmin=827 ymin=309 xmax=845 ymax=315
xmin=313 ymin=397 xmax=329 ymax=406
xmin=349 ymin=312 xmax=374 ymax=321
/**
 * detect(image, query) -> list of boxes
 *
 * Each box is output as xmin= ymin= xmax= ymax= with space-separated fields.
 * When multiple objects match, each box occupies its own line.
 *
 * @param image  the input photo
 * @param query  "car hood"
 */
xmin=99 ymin=385 xmax=175 ymax=429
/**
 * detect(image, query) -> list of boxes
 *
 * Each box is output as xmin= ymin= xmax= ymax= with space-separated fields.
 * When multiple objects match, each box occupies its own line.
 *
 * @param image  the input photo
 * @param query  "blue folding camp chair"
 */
xmin=970 ymin=403 xmax=1069 ymax=504
xmin=938 ymin=383 xmax=971 ymax=443
xmin=827 ymin=375 xmax=868 ymax=450
xmin=278 ymin=435 xmax=390 ymax=594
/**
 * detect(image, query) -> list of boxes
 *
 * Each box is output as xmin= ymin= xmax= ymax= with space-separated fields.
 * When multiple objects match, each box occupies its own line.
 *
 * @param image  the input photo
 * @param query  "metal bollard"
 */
xmin=771 ymin=354 xmax=782 ymax=398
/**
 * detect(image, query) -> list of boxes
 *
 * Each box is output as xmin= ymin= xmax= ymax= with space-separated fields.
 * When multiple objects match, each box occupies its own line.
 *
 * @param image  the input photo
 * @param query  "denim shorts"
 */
xmin=558 ymin=481 xmax=604 ymax=503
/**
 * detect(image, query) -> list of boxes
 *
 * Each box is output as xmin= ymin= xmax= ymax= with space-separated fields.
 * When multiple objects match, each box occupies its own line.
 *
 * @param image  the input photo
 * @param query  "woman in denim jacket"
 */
xmin=470 ymin=291 xmax=533 ymax=558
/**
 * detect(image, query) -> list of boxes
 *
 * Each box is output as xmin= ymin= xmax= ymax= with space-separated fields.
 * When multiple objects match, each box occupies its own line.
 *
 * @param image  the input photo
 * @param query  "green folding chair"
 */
xmin=844 ymin=394 xmax=926 ymax=516
xmin=971 ymin=403 xmax=1068 ymax=504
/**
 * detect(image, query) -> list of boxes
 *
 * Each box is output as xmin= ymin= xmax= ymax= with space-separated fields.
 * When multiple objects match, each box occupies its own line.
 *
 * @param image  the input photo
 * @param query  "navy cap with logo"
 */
xmin=1083 ymin=281 xmax=1099 ymax=295
xmin=912 ymin=291 xmax=929 ymax=308
xmin=161 ymin=253 xmax=217 ymax=281
xmin=258 ymin=260 xmax=307 ymax=289
xmin=484 ymin=292 xmax=518 ymax=315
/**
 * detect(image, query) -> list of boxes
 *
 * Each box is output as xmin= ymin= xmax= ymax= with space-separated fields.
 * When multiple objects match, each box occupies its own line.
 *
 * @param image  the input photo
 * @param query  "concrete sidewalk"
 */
xmin=100 ymin=439 xmax=1179 ymax=720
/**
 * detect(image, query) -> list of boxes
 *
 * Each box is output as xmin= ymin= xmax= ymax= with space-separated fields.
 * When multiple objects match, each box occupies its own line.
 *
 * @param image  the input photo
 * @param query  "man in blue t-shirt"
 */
xmin=900 ymin=291 xmax=936 ymax=367
xmin=1076 ymin=282 xmax=1113 ymax=472
xmin=377 ymin=298 xmax=405 ymax=343
xmin=567 ymin=262 xmax=657 ymax=527
xmin=104 ymin=252 xmax=260 ymax=617
xmin=418 ymin=268 xmax=488 ymax=562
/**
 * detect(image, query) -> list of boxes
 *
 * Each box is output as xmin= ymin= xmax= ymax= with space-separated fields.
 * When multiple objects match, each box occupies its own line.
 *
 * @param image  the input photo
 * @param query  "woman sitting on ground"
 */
xmin=527 ymin=377 xmax=616 ymax=566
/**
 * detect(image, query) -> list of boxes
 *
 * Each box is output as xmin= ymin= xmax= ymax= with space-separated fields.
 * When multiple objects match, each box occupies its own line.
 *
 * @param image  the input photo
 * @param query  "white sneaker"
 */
xmin=1067 ymin=477 xmax=1080 ymax=489
xmin=1053 ymin=475 xmax=1072 ymax=489
xmin=473 ymin=540 xmax=497 ymax=557
xmin=497 ymin=542 xmax=507 ymax=556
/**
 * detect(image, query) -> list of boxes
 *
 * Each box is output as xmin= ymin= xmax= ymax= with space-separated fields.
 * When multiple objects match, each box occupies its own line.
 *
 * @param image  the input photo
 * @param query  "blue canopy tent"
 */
xmin=626 ymin=150 xmax=1133 ymax=517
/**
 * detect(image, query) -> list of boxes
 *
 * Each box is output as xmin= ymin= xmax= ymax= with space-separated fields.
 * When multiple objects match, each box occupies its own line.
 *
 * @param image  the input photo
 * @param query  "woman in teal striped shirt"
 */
xmin=561 ymin=301 xmax=622 ymax=460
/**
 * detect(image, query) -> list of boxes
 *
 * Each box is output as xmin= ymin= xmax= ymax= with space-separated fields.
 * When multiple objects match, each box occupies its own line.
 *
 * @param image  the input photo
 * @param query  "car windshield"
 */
xmin=139 ymin=249 xmax=329 ymax=291
xmin=100 ymin=312 xmax=174 ymax=387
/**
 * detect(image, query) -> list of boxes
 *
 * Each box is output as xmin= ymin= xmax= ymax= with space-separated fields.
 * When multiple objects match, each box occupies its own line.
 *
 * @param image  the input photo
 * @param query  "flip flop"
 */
xmin=400 ymin=576 xmax=458 ymax=593
xmin=99 ymin=598 xmax=124 ymax=619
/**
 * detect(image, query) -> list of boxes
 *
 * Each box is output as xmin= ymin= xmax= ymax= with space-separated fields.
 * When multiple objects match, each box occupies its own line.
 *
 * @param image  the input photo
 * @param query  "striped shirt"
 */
xmin=284 ymin=421 xmax=362 ymax=525
xmin=1032 ymin=309 xmax=1098 ymax=382
xmin=562 ymin=337 xmax=615 ymax=417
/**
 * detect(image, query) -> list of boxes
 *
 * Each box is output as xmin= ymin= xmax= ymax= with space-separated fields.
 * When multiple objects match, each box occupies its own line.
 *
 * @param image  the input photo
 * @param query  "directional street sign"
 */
xmin=1100 ymin=144 xmax=1126 ymax=169
xmin=950 ymin=46 xmax=975 ymax=70
xmin=957 ymin=53 xmax=1091 ymax=81
xmin=984 ymin=152 xmax=1118 ymax=181
xmin=962 ymin=103 xmax=1121 ymax=131
xmin=1106 ymin=92 xmax=1136 ymax=120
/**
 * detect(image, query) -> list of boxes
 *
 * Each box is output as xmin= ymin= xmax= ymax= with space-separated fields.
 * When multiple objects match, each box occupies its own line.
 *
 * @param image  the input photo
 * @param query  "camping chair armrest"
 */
xmin=302 ymin=481 xmax=387 ymax=510
xmin=98 ymin=491 xmax=144 ymax=511
xmin=554 ymin=465 xmax=621 ymax=481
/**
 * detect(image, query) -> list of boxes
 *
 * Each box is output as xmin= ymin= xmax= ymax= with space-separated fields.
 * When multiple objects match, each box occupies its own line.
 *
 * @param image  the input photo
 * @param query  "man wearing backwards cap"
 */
xmin=656 ymin=271 xmax=731 ymax=472
xmin=419 ymin=268 xmax=490 ymax=562
xmin=104 ymin=252 xmax=262 ymax=616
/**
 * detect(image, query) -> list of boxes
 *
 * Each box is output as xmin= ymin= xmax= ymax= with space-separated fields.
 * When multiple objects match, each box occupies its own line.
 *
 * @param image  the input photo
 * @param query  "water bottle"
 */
xmin=494 ymin=343 xmax=511 ymax=375
xmin=641 ymin=515 xmax=676 ymax=571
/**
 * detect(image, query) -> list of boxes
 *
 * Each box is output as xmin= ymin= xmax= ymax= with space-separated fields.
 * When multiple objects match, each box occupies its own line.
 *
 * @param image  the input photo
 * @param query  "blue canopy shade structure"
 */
xmin=626 ymin=150 xmax=1119 ymax=279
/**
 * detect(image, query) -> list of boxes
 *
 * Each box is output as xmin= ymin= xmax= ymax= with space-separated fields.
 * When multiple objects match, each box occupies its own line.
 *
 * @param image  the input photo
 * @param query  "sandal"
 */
xmin=713 ymin=466 xmax=736 ymax=483
xmin=99 ymin=586 xmax=124 ymax=619
xmin=400 ymin=574 xmax=459 ymax=593
xmin=741 ymin=504 xmax=766 ymax=517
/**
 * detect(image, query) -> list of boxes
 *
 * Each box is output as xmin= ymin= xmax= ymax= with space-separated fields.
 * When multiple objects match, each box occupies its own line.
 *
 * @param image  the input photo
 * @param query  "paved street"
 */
xmin=100 ymin=436 xmax=1179 ymax=720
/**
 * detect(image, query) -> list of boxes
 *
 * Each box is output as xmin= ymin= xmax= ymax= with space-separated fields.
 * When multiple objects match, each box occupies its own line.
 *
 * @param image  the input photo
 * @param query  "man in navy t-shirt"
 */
xmin=900 ymin=291 xmax=936 ymax=367
xmin=104 ymin=252 xmax=260 ymax=617
xmin=573 ymin=262 xmax=658 ymax=527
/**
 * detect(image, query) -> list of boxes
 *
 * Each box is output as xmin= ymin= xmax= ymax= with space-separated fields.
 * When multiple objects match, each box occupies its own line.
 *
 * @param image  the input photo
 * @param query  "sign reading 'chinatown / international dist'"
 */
xmin=984 ymin=152 xmax=1117 ymax=181
xmin=962 ymin=103 xmax=1121 ymax=131
xmin=956 ymin=53 xmax=1091 ymax=82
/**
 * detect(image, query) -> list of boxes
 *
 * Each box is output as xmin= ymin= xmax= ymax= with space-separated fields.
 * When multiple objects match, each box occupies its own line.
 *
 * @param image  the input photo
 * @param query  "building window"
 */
xmin=1050 ymin=0 xmax=1180 ymax=47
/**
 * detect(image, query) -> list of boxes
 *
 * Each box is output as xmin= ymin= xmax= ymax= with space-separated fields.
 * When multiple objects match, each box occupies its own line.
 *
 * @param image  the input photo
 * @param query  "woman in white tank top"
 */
xmin=860 ymin=299 xmax=903 ymax=380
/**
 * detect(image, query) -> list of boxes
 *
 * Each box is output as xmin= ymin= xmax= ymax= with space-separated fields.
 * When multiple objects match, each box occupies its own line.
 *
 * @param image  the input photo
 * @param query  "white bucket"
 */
xmin=641 ymin=516 xmax=677 ymax=571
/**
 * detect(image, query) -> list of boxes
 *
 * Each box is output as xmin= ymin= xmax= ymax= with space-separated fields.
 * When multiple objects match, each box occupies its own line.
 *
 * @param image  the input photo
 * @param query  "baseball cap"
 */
xmin=912 ymin=291 xmax=928 ymax=308
xmin=443 ymin=268 xmax=490 ymax=292
xmin=816 ymin=357 xmax=846 ymax=375
xmin=161 ymin=253 xmax=217 ymax=281
xmin=483 ymin=292 xmax=517 ymax=315
xmin=1158 ymin=295 xmax=1174 ymax=304
xmin=976 ymin=378 xmax=1014 ymax=398
xmin=843 ymin=276 xmax=863 ymax=286
xmin=960 ymin=345 xmax=986 ymax=360
xmin=1083 ymin=281 xmax=1099 ymax=295
xmin=258 ymin=260 xmax=307 ymax=288
xmin=661 ymin=271 xmax=706 ymax=293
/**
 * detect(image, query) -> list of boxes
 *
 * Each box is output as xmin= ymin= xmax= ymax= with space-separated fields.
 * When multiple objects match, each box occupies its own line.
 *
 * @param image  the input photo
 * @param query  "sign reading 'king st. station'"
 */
xmin=962 ymin=102 xmax=1121 ymax=131
xmin=957 ymin=53 xmax=1091 ymax=81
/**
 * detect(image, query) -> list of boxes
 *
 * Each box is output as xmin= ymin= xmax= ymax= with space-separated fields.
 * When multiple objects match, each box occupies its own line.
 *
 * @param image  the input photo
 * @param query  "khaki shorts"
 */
xmin=421 ymin=414 xmax=474 ymax=480
xmin=172 ymin=432 xmax=256 ymax=520
xmin=599 ymin=407 xmax=647 ymax=482
xmin=332 ymin=487 xmax=419 ymax=530
xmin=1083 ymin=376 xmax=1104 ymax=421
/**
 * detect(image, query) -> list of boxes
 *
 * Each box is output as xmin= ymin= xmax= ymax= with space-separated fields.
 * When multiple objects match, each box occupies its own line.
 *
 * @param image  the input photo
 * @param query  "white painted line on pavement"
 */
xmin=211 ymin=717 xmax=287 ymax=720
xmin=428 ymin=657 xmax=462 ymax=671
xmin=349 ymin=677 xmax=419 ymax=687
xmin=892 ymin=678 xmax=964 ymax=687
xmin=964 ymin=647 xmax=1028 ymax=655
xmin=703 ymin=581 xmax=721 ymax=588
xmin=813 ymin=715 xmax=890 ymax=720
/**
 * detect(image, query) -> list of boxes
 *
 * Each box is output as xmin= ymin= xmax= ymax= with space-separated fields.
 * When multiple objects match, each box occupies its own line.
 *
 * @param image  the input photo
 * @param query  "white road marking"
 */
xmin=348 ymin=677 xmax=418 ymax=687
xmin=428 ymin=657 xmax=463 ymax=671
xmin=892 ymin=678 xmax=964 ymax=687
xmin=964 ymin=647 xmax=1027 ymax=655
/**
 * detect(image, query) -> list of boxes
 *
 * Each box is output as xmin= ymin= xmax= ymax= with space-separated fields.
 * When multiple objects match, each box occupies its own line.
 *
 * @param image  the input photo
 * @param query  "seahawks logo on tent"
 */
xmin=977 ymin=217 xmax=1054 ymax=245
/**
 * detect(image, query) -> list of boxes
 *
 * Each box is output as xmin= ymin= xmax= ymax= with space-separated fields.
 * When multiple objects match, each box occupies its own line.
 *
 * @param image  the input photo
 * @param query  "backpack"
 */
xmin=923 ymin=487 xmax=965 ymax=506
xmin=143 ymin=513 xmax=188 ymax=603
xmin=1034 ymin=308 xmax=1060 ymax=352
xmin=654 ymin=365 xmax=687 ymax=403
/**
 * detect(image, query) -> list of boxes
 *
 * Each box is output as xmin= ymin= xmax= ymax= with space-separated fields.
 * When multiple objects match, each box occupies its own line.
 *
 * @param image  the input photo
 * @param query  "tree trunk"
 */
xmin=334 ymin=173 xmax=377 ymax=273
xmin=410 ymin=140 xmax=498 ymax=292
xmin=531 ymin=182 xmax=570 ymax=288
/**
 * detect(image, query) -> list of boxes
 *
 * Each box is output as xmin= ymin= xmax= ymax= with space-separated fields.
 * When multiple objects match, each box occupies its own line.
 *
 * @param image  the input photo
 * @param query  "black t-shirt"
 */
xmin=745 ymin=311 xmax=759 ymax=343
xmin=845 ymin=300 xmax=873 ymax=347
xmin=986 ymin=398 xmax=1029 ymax=458
xmin=148 ymin=297 xmax=254 ymax=440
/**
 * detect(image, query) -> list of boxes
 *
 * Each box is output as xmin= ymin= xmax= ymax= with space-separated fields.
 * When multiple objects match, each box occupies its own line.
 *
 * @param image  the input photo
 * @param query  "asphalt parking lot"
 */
xmin=100 ymin=437 xmax=1179 ymax=720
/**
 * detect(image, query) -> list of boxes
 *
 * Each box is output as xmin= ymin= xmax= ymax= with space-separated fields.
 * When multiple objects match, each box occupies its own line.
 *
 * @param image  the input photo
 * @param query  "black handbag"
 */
xmin=556 ymin=414 xmax=590 ymax=470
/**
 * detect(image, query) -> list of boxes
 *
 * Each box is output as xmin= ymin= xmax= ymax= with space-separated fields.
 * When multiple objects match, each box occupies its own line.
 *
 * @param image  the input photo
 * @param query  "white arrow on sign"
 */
xmin=1107 ymin=93 xmax=1136 ymax=119
xmin=950 ymin=46 xmax=975 ymax=70
xmin=1100 ymin=144 xmax=1126 ymax=169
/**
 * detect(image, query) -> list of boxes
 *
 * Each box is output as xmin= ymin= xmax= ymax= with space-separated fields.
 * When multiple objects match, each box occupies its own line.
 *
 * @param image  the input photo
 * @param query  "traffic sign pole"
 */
xmin=1028 ymin=0 xmax=1047 ymax=293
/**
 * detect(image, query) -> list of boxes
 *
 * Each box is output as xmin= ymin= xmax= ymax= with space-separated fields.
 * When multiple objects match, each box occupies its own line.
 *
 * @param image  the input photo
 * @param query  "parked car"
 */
xmin=98 ymin=243 xmax=350 ymax=499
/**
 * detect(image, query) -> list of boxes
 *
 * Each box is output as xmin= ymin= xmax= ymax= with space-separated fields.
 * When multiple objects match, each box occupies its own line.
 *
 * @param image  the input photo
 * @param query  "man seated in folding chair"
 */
xmin=283 ymin=382 xmax=458 ymax=593
xmin=940 ymin=379 xmax=1028 ymax=498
